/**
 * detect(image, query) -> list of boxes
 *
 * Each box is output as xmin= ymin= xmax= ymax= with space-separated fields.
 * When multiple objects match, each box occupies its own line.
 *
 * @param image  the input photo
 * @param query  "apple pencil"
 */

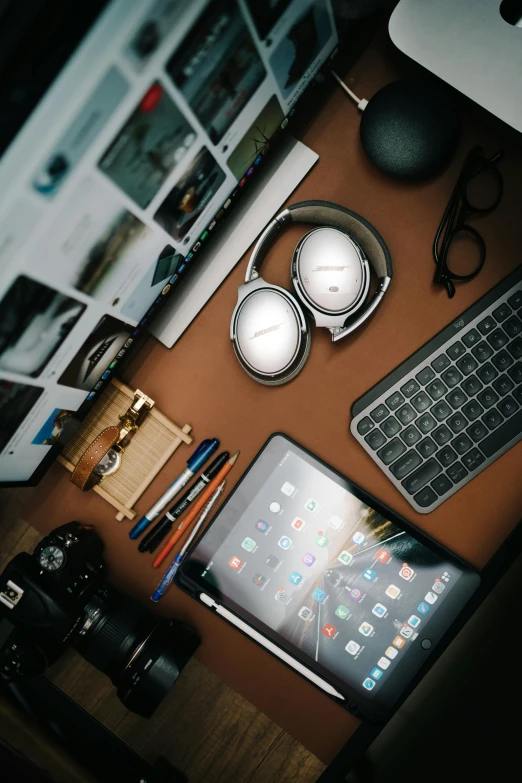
xmin=129 ymin=438 xmax=219 ymax=539
xmin=150 ymin=480 xmax=226 ymax=603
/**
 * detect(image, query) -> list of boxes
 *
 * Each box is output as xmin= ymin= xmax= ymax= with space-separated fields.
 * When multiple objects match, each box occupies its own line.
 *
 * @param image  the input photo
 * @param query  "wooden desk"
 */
xmin=25 ymin=35 xmax=522 ymax=765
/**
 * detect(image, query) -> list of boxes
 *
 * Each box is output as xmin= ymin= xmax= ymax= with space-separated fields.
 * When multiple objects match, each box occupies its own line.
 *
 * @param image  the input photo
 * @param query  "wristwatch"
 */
xmin=71 ymin=390 xmax=154 ymax=491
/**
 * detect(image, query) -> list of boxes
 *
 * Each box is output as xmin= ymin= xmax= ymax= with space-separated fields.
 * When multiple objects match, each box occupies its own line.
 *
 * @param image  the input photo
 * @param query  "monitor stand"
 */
xmin=150 ymin=134 xmax=319 ymax=348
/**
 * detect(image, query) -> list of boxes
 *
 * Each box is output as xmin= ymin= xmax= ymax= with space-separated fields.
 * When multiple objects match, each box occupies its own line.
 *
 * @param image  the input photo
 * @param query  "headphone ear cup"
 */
xmin=231 ymin=283 xmax=311 ymax=385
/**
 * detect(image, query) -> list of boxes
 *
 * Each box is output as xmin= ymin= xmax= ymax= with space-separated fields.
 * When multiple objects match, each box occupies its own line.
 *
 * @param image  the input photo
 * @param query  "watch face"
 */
xmin=94 ymin=448 xmax=121 ymax=477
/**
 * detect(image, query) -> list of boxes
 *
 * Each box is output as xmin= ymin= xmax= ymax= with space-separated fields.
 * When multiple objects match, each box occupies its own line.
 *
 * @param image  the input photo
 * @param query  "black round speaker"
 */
xmin=360 ymin=78 xmax=461 ymax=181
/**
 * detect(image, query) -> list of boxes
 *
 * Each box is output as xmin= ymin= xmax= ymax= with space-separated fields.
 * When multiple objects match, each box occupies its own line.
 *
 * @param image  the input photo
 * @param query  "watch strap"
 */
xmin=70 ymin=426 xmax=120 ymax=491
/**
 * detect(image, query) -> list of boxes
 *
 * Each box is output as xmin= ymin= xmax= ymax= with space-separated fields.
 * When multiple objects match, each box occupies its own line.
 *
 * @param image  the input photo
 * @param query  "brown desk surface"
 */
xmin=26 ymin=36 xmax=522 ymax=763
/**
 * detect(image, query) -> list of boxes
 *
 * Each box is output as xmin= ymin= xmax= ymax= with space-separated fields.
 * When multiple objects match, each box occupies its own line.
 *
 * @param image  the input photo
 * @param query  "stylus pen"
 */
xmin=150 ymin=480 xmax=226 ymax=603
xmin=129 ymin=438 xmax=219 ymax=539
xmin=138 ymin=451 xmax=230 ymax=553
xmin=153 ymin=451 xmax=239 ymax=568
xmin=199 ymin=593 xmax=345 ymax=701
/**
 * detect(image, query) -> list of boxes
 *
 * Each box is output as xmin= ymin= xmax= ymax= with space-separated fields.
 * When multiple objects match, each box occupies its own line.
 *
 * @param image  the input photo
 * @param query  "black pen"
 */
xmin=138 ymin=451 xmax=230 ymax=553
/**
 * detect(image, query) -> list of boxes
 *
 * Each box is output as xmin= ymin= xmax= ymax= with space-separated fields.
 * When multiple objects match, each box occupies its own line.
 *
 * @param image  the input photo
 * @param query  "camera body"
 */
xmin=0 ymin=522 xmax=199 ymax=717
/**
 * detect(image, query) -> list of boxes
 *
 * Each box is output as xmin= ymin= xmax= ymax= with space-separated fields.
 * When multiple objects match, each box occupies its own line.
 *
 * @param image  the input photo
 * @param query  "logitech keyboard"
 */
xmin=350 ymin=266 xmax=522 ymax=513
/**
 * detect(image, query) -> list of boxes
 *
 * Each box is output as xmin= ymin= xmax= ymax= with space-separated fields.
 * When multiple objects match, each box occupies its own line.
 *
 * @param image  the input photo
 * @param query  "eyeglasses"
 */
xmin=433 ymin=146 xmax=504 ymax=298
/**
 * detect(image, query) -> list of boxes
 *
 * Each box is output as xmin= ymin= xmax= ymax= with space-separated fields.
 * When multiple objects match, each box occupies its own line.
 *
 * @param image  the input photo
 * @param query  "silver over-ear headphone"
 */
xmin=230 ymin=200 xmax=392 ymax=385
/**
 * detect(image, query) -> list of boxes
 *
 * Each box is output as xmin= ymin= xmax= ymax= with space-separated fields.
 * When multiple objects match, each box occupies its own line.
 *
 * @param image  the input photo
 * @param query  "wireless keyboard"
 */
xmin=350 ymin=267 xmax=522 ymax=513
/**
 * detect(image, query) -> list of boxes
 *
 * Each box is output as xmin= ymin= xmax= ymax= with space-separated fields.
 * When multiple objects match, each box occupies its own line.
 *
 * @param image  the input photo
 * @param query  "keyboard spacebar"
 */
xmin=480 ymin=409 xmax=522 ymax=458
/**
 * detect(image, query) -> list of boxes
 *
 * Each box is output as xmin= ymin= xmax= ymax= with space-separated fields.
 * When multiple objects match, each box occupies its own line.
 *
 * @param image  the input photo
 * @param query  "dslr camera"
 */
xmin=0 ymin=522 xmax=198 ymax=717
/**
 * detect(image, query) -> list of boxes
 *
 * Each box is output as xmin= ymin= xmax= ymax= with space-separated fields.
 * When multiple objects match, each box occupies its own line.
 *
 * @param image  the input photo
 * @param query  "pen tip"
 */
xmin=230 ymin=450 xmax=240 ymax=464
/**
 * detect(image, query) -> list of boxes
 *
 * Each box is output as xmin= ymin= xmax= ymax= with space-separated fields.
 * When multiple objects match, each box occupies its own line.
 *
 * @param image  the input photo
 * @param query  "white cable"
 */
xmin=330 ymin=70 xmax=369 ymax=111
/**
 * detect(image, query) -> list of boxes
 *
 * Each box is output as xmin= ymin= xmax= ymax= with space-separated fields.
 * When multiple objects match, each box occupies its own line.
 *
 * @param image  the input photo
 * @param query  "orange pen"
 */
xmin=152 ymin=451 xmax=239 ymax=568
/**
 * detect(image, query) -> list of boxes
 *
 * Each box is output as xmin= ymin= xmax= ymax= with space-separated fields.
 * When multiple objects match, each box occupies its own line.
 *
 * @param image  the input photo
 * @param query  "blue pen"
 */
xmin=151 ymin=480 xmax=226 ymax=602
xmin=129 ymin=438 xmax=219 ymax=539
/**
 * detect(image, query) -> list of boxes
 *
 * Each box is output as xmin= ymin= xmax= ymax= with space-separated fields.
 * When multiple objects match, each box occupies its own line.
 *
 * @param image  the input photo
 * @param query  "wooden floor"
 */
xmin=0 ymin=488 xmax=325 ymax=783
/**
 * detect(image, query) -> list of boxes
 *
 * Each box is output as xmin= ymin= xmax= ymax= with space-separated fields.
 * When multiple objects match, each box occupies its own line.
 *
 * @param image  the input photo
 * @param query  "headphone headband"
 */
xmin=246 ymin=200 xmax=393 ymax=283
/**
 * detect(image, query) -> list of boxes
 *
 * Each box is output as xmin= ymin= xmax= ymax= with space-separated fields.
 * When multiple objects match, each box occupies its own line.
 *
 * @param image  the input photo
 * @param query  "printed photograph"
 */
xmin=227 ymin=95 xmax=284 ymax=179
xmin=154 ymin=147 xmax=226 ymax=241
xmin=35 ymin=179 xmax=153 ymax=301
xmin=166 ymin=0 xmax=266 ymax=145
xmin=269 ymin=1 xmax=332 ymax=98
xmin=99 ymin=82 xmax=197 ymax=209
xmin=0 ymin=276 xmax=86 ymax=378
xmin=0 ymin=380 xmax=43 ymax=453
xmin=243 ymin=0 xmax=293 ymax=41
xmin=31 ymin=408 xmax=74 ymax=446
xmin=121 ymin=244 xmax=183 ymax=319
xmin=58 ymin=315 xmax=131 ymax=392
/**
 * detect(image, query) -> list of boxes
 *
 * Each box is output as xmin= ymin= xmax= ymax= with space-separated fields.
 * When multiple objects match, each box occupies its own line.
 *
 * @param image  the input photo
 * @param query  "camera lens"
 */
xmin=74 ymin=587 xmax=198 ymax=717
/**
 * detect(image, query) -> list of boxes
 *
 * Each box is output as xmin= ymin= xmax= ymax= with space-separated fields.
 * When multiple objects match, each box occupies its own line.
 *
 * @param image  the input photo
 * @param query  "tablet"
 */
xmin=175 ymin=433 xmax=480 ymax=720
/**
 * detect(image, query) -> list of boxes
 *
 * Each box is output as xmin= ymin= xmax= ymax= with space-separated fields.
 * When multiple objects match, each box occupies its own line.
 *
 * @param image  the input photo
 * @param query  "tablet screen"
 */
xmin=180 ymin=434 xmax=478 ymax=714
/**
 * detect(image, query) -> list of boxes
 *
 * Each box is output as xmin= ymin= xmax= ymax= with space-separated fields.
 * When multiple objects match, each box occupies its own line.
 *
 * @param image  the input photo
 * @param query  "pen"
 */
xmin=153 ymin=450 xmax=239 ymax=568
xmin=138 ymin=451 xmax=230 ymax=553
xmin=129 ymin=438 xmax=219 ymax=539
xmin=150 ymin=480 xmax=226 ymax=603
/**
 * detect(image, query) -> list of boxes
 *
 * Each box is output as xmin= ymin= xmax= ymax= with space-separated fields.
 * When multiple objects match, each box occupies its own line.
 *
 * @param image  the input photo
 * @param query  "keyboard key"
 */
xmin=462 ymin=400 xmax=484 ymax=421
xmin=462 ymin=448 xmax=486 ymax=472
xmin=400 ymin=379 xmax=420 ymax=398
xmin=400 ymin=425 xmax=421 ymax=446
xmin=365 ymin=429 xmax=386 ymax=450
xmin=370 ymin=404 xmax=389 ymax=423
xmin=432 ymin=401 xmax=452 ymax=421
xmin=487 ymin=328 xmax=508 ymax=350
xmin=447 ymin=341 xmax=466 ymax=360
xmin=481 ymin=408 xmax=504 ymax=431
xmin=515 ymin=387 xmax=522 ymax=405
xmin=456 ymin=354 xmax=478 ymax=375
xmin=413 ymin=487 xmax=438 ymax=508
xmin=508 ymin=362 xmax=522 ymax=384
xmin=402 ymin=459 xmax=441 ymax=494
xmin=390 ymin=450 xmax=422 ymax=479
xmin=493 ymin=303 xmax=512 ymax=322
xmin=508 ymin=337 xmax=522 ymax=360
xmin=411 ymin=392 xmax=431 ymax=413
xmin=447 ymin=412 xmax=468 ymax=433
xmin=477 ymin=387 xmax=499 ymax=409
xmin=462 ymin=329 xmax=480 ymax=348
xmin=508 ymin=290 xmax=522 ymax=309
xmin=477 ymin=362 xmax=498 ymax=384
xmin=416 ymin=366 xmax=436 ymax=385
xmin=431 ymin=474 xmax=453 ymax=497
xmin=461 ymin=374 xmax=483 ymax=396
xmin=498 ymin=395 xmax=519 ymax=418
xmin=416 ymin=413 xmax=436 ymax=434
xmin=471 ymin=341 xmax=493 ymax=362
xmin=492 ymin=349 xmax=513 ymax=372
xmin=441 ymin=368 xmax=463 ymax=388
xmin=426 ymin=379 xmax=448 ymax=400
xmin=381 ymin=416 xmax=401 ymax=437
xmin=478 ymin=315 xmax=496 ymax=335
xmin=431 ymin=354 xmax=450 ymax=373
xmin=377 ymin=438 xmax=406 ymax=466
xmin=467 ymin=421 xmax=488 ymax=443
xmin=503 ymin=315 xmax=522 ymax=338
xmin=452 ymin=434 xmax=473 ymax=455
xmin=447 ymin=462 xmax=469 ymax=483
xmin=437 ymin=446 xmax=457 ymax=468
xmin=357 ymin=417 xmax=375 ymax=435
xmin=492 ymin=374 xmax=514 ymax=396
xmin=386 ymin=391 xmax=405 ymax=411
xmin=417 ymin=437 xmax=437 ymax=458
xmin=480 ymin=409 xmax=522 ymax=458
xmin=433 ymin=425 xmax=452 ymax=446
xmin=396 ymin=404 xmax=416 ymax=425
xmin=446 ymin=388 xmax=468 ymax=409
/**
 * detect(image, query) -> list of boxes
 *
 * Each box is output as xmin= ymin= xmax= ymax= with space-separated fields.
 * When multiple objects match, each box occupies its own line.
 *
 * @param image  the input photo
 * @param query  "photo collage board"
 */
xmin=0 ymin=0 xmax=337 ymax=482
